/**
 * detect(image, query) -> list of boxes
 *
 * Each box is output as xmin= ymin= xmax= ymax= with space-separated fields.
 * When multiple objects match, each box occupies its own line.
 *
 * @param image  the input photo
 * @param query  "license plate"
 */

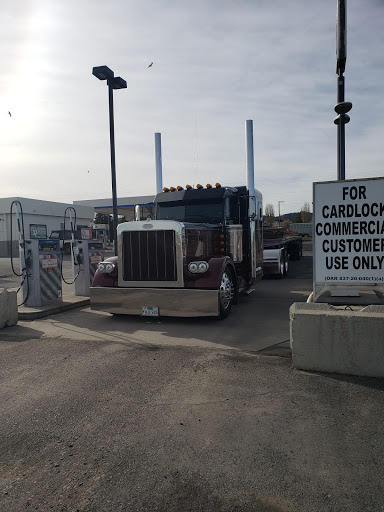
xmin=141 ymin=306 xmax=159 ymax=317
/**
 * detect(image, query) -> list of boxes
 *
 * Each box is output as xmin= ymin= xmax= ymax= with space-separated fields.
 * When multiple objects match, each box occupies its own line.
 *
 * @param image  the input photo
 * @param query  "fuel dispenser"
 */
xmin=73 ymin=240 xmax=104 ymax=296
xmin=10 ymin=201 xmax=102 ymax=306
xmin=22 ymin=239 xmax=63 ymax=307
xmin=58 ymin=212 xmax=104 ymax=297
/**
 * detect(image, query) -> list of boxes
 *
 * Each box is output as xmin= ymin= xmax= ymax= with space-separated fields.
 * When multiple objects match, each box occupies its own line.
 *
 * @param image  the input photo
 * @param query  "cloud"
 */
xmin=1 ymin=0 xmax=383 ymax=213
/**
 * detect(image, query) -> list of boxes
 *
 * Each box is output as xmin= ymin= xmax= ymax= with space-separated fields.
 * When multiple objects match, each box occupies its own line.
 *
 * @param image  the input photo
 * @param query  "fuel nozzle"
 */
xmin=76 ymin=251 xmax=83 ymax=265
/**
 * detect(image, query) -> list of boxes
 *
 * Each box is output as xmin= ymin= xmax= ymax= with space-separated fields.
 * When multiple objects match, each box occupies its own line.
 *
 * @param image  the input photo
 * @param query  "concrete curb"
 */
xmin=290 ymin=302 xmax=384 ymax=378
xmin=18 ymin=298 xmax=90 ymax=320
xmin=0 ymin=288 xmax=18 ymax=328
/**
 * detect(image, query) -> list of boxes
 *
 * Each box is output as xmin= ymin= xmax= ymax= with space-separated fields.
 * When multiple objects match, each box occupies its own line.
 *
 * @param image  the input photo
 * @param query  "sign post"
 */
xmin=313 ymin=177 xmax=384 ymax=303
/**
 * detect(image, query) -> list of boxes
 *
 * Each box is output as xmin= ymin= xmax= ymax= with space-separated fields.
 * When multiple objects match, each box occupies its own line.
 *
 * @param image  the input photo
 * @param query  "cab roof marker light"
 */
xmin=170 ymin=187 xmax=176 ymax=192
xmin=177 ymin=186 xmax=184 ymax=191
xmin=196 ymin=184 xmax=203 ymax=189
xmin=206 ymin=183 xmax=212 ymax=189
xmin=186 ymin=184 xmax=192 ymax=190
xmin=215 ymin=183 xmax=221 ymax=188
xmin=163 ymin=187 xmax=169 ymax=192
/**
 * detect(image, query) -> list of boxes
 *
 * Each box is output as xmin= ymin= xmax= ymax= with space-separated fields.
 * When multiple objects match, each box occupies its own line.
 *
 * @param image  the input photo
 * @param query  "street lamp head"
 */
xmin=334 ymin=101 xmax=352 ymax=115
xmin=112 ymin=77 xmax=127 ymax=89
xmin=92 ymin=65 xmax=114 ymax=80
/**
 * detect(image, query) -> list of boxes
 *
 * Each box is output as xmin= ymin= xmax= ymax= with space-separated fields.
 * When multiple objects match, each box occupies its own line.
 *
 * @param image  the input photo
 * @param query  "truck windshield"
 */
xmin=156 ymin=200 xmax=224 ymax=223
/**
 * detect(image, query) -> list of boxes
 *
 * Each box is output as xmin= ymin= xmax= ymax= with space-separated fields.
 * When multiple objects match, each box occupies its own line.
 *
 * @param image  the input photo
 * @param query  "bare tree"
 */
xmin=300 ymin=202 xmax=311 ymax=223
xmin=282 ymin=219 xmax=291 ymax=231
xmin=265 ymin=203 xmax=275 ymax=226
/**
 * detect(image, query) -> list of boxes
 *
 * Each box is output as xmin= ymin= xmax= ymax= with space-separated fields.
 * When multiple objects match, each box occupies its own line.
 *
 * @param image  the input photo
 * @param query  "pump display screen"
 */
xmin=156 ymin=200 xmax=224 ymax=224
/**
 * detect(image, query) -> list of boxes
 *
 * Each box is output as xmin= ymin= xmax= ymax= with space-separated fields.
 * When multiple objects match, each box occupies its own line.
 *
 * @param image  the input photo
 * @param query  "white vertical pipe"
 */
xmin=245 ymin=120 xmax=255 ymax=195
xmin=155 ymin=132 xmax=163 ymax=194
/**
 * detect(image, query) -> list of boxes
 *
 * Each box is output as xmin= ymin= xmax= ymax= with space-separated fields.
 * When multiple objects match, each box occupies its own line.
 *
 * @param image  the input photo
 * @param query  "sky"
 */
xmin=1 ymin=0 xmax=384 ymax=216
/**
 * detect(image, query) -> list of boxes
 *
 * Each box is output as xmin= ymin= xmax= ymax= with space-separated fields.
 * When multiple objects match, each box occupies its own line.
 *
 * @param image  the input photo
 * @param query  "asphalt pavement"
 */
xmin=1 ymin=242 xmax=384 ymax=511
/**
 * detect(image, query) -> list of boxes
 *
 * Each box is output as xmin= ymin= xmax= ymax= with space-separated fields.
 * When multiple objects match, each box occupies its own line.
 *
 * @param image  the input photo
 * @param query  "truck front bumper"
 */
xmin=90 ymin=287 xmax=219 ymax=317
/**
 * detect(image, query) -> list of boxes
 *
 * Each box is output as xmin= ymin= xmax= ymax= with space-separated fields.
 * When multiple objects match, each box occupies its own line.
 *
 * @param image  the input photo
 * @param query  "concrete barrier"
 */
xmin=290 ymin=302 xmax=384 ymax=378
xmin=0 ymin=288 xmax=18 ymax=329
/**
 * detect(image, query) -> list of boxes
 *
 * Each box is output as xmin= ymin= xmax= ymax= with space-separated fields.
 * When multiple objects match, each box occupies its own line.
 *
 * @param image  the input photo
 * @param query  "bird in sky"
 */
xmin=8 ymin=111 xmax=11 ymax=117
xmin=147 ymin=62 xmax=153 ymax=68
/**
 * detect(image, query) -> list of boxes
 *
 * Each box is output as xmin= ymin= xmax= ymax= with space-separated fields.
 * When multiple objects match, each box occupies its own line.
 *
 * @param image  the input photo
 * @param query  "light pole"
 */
xmin=335 ymin=0 xmax=352 ymax=181
xmin=92 ymin=65 xmax=127 ymax=256
xmin=278 ymin=201 xmax=284 ymax=228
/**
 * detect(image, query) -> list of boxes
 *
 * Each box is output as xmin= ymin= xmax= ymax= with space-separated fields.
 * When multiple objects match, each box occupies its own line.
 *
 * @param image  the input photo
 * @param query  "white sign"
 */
xmin=313 ymin=177 xmax=384 ymax=288
xmin=90 ymin=254 xmax=103 ymax=265
xmin=81 ymin=228 xmax=92 ymax=240
xmin=40 ymin=257 xmax=58 ymax=269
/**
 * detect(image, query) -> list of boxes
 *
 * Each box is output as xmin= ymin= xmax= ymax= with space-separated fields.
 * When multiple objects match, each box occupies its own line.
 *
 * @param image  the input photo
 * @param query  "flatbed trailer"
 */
xmin=262 ymin=229 xmax=303 ymax=277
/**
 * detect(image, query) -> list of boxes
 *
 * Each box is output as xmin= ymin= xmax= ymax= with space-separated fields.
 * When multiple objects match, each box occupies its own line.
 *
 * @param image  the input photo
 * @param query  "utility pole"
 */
xmin=278 ymin=201 xmax=284 ymax=228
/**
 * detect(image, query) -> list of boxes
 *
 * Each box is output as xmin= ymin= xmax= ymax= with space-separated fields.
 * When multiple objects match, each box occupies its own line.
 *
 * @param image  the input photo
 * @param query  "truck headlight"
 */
xmin=188 ymin=261 xmax=209 ymax=274
xmin=97 ymin=261 xmax=115 ymax=274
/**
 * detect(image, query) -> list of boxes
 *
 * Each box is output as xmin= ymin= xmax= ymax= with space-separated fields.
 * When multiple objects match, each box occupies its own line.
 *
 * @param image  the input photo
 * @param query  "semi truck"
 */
xmin=262 ymin=228 xmax=303 ymax=278
xmin=90 ymin=183 xmax=263 ymax=318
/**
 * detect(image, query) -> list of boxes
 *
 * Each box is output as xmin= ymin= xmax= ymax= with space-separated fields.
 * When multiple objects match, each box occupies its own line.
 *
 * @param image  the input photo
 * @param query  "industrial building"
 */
xmin=0 ymin=197 xmax=94 ymax=257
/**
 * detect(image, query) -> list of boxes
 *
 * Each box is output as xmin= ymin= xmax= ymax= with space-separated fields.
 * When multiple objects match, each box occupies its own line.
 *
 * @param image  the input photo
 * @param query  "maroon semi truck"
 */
xmin=90 ymin=183 xmax=263 ymax=318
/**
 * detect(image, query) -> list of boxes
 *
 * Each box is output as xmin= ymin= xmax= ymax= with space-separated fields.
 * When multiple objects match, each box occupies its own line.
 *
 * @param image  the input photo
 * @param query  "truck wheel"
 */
xmin=292 ymin=245 xmax=300 ymax=261
xmin=219 ymin=267 xmax=235 ymax=319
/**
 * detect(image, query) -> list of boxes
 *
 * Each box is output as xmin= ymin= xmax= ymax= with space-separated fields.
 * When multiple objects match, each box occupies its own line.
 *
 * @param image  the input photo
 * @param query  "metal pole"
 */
xmin=337 ymin=75 xmax=345 ymax=180
xmin=108 ymin=80 xmax=119 ymax=256
xmin=155 ymin=133 xmax=163 ymax=194
xmin=245 ymin=120 xmax=255 ymax=196
xmin=278 ymin=201 xmax=284 ymax=228
xmin=335 ymin=0 xmax=350 ymax=181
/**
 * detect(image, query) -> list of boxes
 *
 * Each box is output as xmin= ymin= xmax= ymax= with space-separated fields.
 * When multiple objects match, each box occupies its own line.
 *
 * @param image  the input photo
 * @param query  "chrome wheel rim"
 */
xmin=220 ymin=271 xmax=234 ymax=310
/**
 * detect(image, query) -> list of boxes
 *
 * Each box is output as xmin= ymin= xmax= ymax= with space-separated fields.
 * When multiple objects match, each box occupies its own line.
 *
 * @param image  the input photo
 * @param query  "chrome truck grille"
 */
xmin=122 ymin=230 xmax=177 ymax=281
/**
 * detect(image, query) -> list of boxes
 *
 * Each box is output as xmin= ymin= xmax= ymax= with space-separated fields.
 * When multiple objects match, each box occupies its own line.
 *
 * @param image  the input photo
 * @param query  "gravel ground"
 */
xmin=1 ymin=333 xmax=383 ymax=512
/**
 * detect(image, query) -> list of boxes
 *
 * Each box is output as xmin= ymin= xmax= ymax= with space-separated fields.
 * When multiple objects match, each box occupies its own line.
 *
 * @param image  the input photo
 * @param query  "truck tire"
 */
xmin=292 ymin=244 xmax=300 ymax=261
xmin=219 ymin=266 xmax=235 ymax=319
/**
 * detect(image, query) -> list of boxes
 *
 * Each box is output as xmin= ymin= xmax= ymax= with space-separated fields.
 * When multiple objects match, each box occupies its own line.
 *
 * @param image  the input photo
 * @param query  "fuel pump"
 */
xmin=74 ymin=239 xmax=104 ymax=296
xmin=60 ymin=207 xmax=82 ymax=286
xmin=10 ymin=200 xmax=63 ymax=308
xmin=22 ymin=239 xmax=63 ymax=307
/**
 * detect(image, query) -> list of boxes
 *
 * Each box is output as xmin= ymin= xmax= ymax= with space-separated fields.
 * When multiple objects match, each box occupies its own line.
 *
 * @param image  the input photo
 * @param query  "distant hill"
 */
xmin=282 ymin=212 xmax=312 ymax=222
xmin=263 ymin=212 xmax=313 ymax=223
